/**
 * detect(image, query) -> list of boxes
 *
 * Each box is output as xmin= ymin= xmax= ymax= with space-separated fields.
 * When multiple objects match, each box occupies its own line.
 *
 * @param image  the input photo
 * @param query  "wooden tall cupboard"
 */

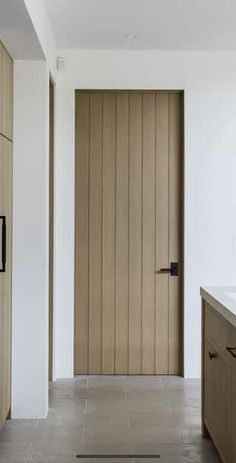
xmin=202 ymin=296 xmax=236 ymax=463
xmin=0 ymin=40 xmax=13 ymax=429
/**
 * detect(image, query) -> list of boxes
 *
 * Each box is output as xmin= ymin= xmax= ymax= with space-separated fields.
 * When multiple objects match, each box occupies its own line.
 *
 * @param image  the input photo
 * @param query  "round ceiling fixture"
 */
xmin=125 ymin=33 xmax=140 ymax=41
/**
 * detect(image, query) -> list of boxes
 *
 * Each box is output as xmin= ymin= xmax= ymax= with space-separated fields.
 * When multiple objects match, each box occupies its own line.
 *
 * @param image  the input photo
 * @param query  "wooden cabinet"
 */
xmin=204 ymin=337 xmax=229 ymax=462
xmin=0 ymin=39 xmax=13 ymax=429
xmin=4 ymin=50 xmax=13 ymax=141
xmin=228 ymin=327 xmax=236 ymax=463
xmin=0 ymin=136 xmax=13 ymax=427
xmin=0 ymin=45 xmax=4 ymax=135
xmin=202 ymin=300 xmax=236 ymax=463
xmin=0 ymin=41 xmax=13 ymax=141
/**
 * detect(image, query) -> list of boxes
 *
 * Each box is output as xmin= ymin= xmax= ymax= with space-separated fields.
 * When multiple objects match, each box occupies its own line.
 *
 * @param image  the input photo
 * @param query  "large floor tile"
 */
xmin=129 ymin=410 xmax=201 ymax=427
xmin=0 ymin=423 xmax=84 ymax=447
xmin=125 ymin=392 xmax=163 ymax=401
xmin=39 ymin=410 xmax=129 ymax=428
xmin=0 ymin=443 xmax=32 ymax=463
xmin=133 ymin=443 xmax=220 ymax=463
xmin=179 ymin=425 xmax=203 ymax=444
xmin=3 ymin=420 xmax=39 ymax=429
xmin=84 ymin=425 xmax=181 ymax=444
xmin=29 ymin=443 xmax=138 ymax=463
xmin=0 ymin=375 xmax=221 ymax=463
xmin=50 ymin=378 xmax=88 ymax=390
xmin=168 ymin=398 xmax=201 ymax=414
xmin=86 ymin=399 xmax=170 ymax=414
xmin=67 ymin=388 xmax=126 ymax=400
xmin=125 ymin=377 xmax=163 ymax=390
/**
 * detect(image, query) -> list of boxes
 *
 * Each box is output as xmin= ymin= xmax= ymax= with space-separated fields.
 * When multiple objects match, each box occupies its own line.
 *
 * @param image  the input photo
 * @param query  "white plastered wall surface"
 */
xmin=10 ymin=0 xmax=57 ymax=418
xmin=54 ymin=50 xmax=236 ymax=379
xmin=12 ymin=61 xmax=50 ymax=418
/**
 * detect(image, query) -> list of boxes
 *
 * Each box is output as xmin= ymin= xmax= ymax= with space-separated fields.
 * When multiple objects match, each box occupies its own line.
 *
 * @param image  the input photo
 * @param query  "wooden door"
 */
xmin=0 ymin=135 xmax=13 ymax=426
xmin=74 ymin=91 xmax=183 ymax=375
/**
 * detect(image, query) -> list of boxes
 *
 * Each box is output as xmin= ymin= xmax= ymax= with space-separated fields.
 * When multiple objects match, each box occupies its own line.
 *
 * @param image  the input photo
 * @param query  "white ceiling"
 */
xmin=0 ymin=0 xmax=44 ymax=59
xmin=45 ymin=0 xmax=236 ymax=50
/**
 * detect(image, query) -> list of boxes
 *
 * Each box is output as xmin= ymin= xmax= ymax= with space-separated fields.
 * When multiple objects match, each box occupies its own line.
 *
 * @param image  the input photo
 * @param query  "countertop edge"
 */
xmin=200 ymin=287 xmax=236 ymax=329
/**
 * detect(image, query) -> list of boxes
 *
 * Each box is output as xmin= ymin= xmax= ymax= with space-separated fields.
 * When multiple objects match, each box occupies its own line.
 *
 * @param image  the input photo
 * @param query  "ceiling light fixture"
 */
xmin=126 ymin=33 xmax=140 ymax=41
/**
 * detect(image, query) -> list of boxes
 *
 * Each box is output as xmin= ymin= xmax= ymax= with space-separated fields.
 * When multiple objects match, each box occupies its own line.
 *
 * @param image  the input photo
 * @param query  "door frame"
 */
xmin=49 ymin=77 xmax=55 ymax=382
xmin=74 ymin=89 xmax=185 ymax=377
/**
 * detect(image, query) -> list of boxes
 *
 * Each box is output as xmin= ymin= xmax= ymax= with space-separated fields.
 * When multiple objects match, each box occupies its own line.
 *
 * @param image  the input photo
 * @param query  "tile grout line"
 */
xmin=160 ymin=377 xmax=165 ymax=389
xmin=167 ymin=399 xmax=174 ymax=414
xmin=25 ymin=443 xmax=33 ymax=463
xmin=127 ymin=411 xmax=131 ymax=427
xmin=84 ymin=399 xmax=88 ymax=414
xmin=82 ymin=426 xmax=86 ymax=444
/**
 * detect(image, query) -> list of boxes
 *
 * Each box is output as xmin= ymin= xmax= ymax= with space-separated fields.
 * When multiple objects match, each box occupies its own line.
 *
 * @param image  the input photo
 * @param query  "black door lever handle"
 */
xmin=0 ymin=216 xmax=6 ymax=273
xmin=156 ymin=262 xmax=179 ymax=276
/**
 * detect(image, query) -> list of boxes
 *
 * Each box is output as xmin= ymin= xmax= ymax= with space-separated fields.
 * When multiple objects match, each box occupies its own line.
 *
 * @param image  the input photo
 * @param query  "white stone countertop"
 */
xmin=200 ymin=286 xmax=236 ymax=328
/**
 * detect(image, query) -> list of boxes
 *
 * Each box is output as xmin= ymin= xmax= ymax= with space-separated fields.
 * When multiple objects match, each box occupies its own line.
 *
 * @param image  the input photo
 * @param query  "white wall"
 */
xmin=55 ymin=49 xmax=236 ymax=379
xmin=12 ymin=60 xmax=49 ymax=418
xmin=23 ymin=0 xmax=57 ymax=79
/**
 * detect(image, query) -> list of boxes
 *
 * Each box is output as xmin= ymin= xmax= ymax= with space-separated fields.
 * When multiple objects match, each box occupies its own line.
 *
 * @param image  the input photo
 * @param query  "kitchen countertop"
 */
xmin=200 ymin=286 xmax=236 ymax=328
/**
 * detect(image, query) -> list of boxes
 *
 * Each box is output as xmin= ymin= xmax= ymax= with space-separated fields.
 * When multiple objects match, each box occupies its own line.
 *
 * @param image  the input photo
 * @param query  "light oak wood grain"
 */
xmin=128 ymin=93 xmax=142 ymax=374
xmin=142 ymin=93 xmax=156 ymax=374
xmin=75 ymin=90 xmax=183 ymax=375
xmin=169 ymin=93 xmax=181 ymax=374
xmin=102 ymin=93 xmax=116 ymax=374
xmin=0 ymin=45 xmax=4 ymax=135
xmin=88 ymin=93 xmax=103 ymax=373
xmin=3 ymin=49 xmax=13 ymax=141
xmin=0 ymin=135 xmax=13 ymax=425
xmin=230 ymin=325 xmax=236 ymax=463
xmin=75 ymin=92 xmax=90 ymax=374
xmin=115 ymin=93 xmax=129 ymax=374
xmin=203 ymin=302 xmax=231 ymax=463
xmin=155 ymin=93 xmax=169 ymax=374
xmin=0 ymin=42 xmax=13 ymax=427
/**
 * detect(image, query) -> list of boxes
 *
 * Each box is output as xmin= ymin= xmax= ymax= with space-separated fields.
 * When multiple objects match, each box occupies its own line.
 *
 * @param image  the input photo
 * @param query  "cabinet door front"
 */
xmin=0 ymin=44 xmax=4 ymax=135
xmin=204 ymin=338 xmax=228 ymax=462
xmin=229 ymin=328 xmax=236 ymax=463
xmin=0 ymin=135 xmax=13 ymax=426
xmin=3 ymin=50 xmax=13 ymax=141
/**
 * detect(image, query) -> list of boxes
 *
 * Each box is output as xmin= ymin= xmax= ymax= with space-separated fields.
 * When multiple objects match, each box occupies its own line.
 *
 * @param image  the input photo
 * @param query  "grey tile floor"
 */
xmin=0 ymin=376 xmax=221 ymax=462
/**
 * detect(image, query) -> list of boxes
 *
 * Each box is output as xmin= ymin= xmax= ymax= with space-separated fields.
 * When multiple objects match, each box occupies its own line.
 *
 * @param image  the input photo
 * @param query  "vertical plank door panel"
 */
xmin=102 ymin=93 xmax=116 ymax=374
xmin=142 ymin=93 xmax=156 ymax=374
xmin=74 ymin=92 xmax=90 ymax=374
xmin=155 ymin=93 xmax=169 ymax=374
xmin=74 ymin=90 xmax=183 ymax=376
xmin=128 ymin=93 xmax=142 ymax=374
xmin=169 ymin=93 xmax=181 ymax=374
xmin=88 ymin=93 xmax=103 ymax=374
xmin=115 ymin=93 xmax=129 ymax=374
